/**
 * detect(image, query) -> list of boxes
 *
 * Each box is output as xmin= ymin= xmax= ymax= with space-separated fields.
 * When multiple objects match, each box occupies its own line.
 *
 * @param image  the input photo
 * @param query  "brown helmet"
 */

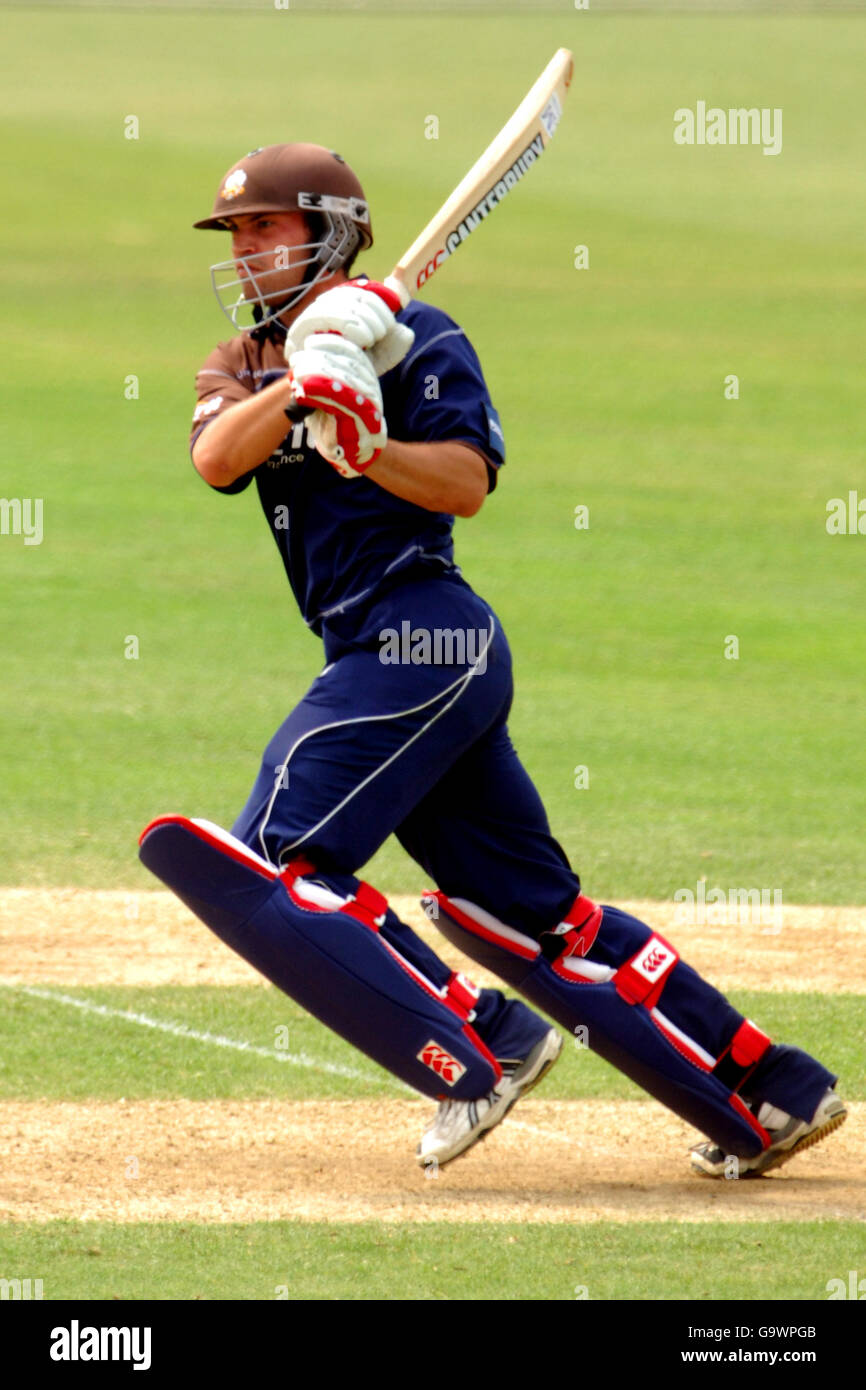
xmin=194 ymin=143 xmax=372 ymax=244
xmin=194 ymin=144 xmax=373 ymax=332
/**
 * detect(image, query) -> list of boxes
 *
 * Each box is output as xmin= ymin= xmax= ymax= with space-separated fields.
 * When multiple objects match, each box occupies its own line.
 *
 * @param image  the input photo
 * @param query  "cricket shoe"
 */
xmin=690 ymin=1087 xmax=847 ymax=1178
xmin=416 ymin=1027 xmax=562 ymax=1170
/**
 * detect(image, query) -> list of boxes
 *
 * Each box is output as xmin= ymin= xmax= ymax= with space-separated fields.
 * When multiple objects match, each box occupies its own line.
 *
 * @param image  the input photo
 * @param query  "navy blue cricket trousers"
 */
xmin=232 ymin=575 xmax=581 ymax=934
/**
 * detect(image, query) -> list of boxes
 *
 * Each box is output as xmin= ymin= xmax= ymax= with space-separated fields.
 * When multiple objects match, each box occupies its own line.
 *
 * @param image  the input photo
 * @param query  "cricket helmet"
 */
xmin=194 ymin=143 xmax=373 ymax=333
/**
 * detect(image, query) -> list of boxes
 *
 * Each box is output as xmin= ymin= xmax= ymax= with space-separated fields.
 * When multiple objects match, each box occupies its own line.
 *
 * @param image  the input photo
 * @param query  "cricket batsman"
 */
xmin=140 ymin=143 xmax=846 ymax=1177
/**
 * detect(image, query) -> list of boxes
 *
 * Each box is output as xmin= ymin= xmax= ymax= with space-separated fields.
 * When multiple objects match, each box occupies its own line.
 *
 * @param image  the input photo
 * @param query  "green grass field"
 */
xmin=1 ymin=3 xmax=864 ymax=1310
xmin=1 ymin=986 xmax=863 ymax=1102
xmin=0 ymin=1218 xmax=861 ymax=1302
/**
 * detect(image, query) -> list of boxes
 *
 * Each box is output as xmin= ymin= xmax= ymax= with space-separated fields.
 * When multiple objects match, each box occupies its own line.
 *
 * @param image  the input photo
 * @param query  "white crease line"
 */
xmin=12 ymin=985 xmax=411 ymax=1093
xmin=505 ymin=1119 xmax=576 ymax=1145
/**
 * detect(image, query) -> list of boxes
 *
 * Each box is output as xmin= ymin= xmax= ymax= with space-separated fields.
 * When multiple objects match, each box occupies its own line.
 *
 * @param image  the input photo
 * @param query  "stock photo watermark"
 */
xmin=50 ymin=1323 xmax=152 ymax=1370
xmin=826 ymin=491 xmax=865 ymax=535
xmin=0 ymin=497 xmax=43 ymax=546
xmin=379 ymin=623 xmax=489 ymax=673
xmin=674 ymin=103 xmax=782 ymax=156
xmin=826 ymin=1271 xmax=865 ymax=1299
xmin=674 ymin=882 xmax=783 ymax=933
xmin=0 ymin=1276 xmax=44 ymax=1300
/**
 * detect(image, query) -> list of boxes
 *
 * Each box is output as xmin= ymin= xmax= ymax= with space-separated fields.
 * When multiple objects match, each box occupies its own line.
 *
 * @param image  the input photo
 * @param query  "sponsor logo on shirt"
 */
xmin=267 ymin=419 xmax=316 ymax=467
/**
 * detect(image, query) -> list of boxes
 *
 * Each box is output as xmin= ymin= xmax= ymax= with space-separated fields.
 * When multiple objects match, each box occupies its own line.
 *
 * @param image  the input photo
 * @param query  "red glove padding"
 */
xmin=288 ymin=335 xmax=386 ymax=477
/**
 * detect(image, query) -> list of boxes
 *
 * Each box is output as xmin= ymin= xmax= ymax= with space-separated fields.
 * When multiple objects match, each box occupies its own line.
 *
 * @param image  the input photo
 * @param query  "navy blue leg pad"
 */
xmin=138 ymin=817 xmax=501 ymax=1100
xmin=429 ymin=895 xmax=773 ymax=1157
xmin=516 ymin=966 xmax=765 ymax=1157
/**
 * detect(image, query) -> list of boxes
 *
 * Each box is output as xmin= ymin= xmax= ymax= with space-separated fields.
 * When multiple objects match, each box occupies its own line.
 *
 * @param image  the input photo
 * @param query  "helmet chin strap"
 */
xmin=250 ymin=300 xmax=289 ymax=343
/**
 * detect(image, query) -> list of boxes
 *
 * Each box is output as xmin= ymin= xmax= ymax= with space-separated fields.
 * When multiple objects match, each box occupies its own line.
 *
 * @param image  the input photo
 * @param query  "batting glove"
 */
xmin=284 ymin=279 xmax=414 ymax=376
xmin=288 ymin=334 xmax=387 ymax=477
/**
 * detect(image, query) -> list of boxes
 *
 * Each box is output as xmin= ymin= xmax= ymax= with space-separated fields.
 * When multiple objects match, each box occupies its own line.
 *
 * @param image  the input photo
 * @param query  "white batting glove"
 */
xmin=284 ymin=279 xmax=414 ymax=376
xmin=288 ymin=334 xmax=387 ymax=477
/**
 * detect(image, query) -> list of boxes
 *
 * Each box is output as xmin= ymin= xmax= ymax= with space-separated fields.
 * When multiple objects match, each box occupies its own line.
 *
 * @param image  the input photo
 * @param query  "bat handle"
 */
xmin=383 ymin=273 xmax=413 ymax=309
xmin=283 ymin=273 xmax=410 ymax=427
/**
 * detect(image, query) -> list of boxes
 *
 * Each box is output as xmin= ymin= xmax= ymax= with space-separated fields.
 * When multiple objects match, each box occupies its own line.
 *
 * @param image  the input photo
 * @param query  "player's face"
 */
xmin=222 ymin=211 xmax=314 ymax=305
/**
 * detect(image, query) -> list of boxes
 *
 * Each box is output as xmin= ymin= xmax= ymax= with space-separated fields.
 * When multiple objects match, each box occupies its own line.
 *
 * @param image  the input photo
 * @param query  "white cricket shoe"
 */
xmin=416 ymin=1027 xmax=562 ymax=1170
xmin=690 ymin=1087 xmax=847 ymax=1178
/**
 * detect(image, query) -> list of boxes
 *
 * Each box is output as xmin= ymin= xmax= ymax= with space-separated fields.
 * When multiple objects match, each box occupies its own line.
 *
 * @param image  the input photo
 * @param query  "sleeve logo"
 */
xmin=193 ymin=395 xmax=223 ymax=423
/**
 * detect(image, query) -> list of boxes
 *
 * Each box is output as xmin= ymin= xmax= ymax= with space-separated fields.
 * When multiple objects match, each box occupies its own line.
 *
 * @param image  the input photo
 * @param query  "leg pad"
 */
xmin=139 ymin=816 xmax=501 ymax=1100
xmin=427 ymin=890 xmax=773 ymax=1157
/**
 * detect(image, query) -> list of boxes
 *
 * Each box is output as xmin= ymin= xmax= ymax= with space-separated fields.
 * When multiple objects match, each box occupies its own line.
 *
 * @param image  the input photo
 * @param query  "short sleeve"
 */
xmin=190 ymin=342 xmax=257 ymax=494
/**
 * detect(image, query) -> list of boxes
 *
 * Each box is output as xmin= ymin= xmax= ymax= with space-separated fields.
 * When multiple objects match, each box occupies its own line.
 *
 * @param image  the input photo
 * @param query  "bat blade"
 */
xmin=285 ymin=49 xmax=573 ymax=419
xmin=384 ymin=47 xmax=574 ymax=307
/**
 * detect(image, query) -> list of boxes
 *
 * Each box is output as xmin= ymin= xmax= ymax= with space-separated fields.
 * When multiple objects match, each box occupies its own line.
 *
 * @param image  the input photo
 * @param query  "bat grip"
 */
xmin=283 ymin=275 xmax=410 ymax=426
xmin=383 ymin=273 xmax=413 ymax=309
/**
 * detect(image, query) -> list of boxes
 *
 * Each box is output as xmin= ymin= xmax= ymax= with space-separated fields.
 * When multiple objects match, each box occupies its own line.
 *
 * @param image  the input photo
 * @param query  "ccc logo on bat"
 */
xmin=418 ymin=1040 xmax=466 ymax=1086
xmin=415 ymin=248 xmax=448 ymax=289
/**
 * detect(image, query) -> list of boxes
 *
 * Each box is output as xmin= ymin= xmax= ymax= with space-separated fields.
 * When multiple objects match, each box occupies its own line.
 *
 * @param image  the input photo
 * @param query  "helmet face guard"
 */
xmin=209 ymin=210 xmax=362 ymax=333
xmin=194 ymin=144 xmax=372 ymax=334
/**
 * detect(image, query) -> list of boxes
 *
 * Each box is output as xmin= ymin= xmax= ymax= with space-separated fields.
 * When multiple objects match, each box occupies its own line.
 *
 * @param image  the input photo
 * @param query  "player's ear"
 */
xmin=304 ymin=212 xmax=325 ymax=254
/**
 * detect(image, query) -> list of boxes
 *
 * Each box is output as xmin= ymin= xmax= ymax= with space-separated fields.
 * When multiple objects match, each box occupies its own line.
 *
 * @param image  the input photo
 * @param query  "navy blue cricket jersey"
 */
xmin=190 ymin=299 xmax=505 ymax=638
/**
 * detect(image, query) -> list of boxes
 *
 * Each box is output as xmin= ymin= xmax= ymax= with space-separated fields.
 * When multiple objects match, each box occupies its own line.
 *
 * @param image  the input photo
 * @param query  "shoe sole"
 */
xmin=743 ymin=1104 xmax=848 ymax=1178
xmin=421 ymin=1029 xmax=563 ymax=1169
xmin=691 ymin=1102 xmax=848 ymax=1179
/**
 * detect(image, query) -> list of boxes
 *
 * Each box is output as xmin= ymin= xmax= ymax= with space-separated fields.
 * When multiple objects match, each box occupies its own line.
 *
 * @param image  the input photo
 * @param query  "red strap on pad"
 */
xmin=341 ymin=881 xmax=389 ymax=929
xmin=711 ymin=1018 xmax=773 ymax=1095
xmin=615 ymin=934 xmax=679 ymax=1009
xmin=444 ymin=971 xmax=481 ymax=1022
xmin=279 ymin=855 xmax=316 ymax=884
xmin=729 ymin=1019 xmax=771 ymax=1068
xmin=558 ymin=894 xmax=603 ymax=958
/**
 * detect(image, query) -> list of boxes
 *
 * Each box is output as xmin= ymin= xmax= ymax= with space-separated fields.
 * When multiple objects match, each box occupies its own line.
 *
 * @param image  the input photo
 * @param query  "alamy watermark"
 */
xmin=674 ymin=103 xmax=782 ymax=157
xmin=379 ymin=622 xmax=489 ymax=674
xmin=0 ymin=1276 xmax=43 ymax=1300
xmin=826 ymin=491 xmax=865 ymax=535
xmin=0 ymin=497 xmax=43 ymax=545
xmin=50 ymin=1322 xmax=151 ymax=1370
xmin=674 ymin=882 xmax=782 ymax=933
xmin=826 ymin=1270 xmax=865 ymax=1299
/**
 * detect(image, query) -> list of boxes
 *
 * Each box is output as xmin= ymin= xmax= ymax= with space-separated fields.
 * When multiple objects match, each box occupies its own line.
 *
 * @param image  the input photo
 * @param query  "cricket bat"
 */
xmin=287 ymin=48 xmax=573 ymax=419
xmin=384 ymin=46 xmax=574 ymax=307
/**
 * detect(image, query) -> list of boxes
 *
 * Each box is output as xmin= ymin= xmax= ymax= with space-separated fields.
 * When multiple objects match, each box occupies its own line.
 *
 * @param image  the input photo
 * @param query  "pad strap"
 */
xmin=279 ymin=854 xmax=316 ymax=882
xmin=280 ymin=858 xmax=388 ymax=929
xmin=444 ymin=971 xmax=481 ymax=1023
xmin=712 ymin=1019 xmax=772 ymax=1092
xmin=614 ymin=934 xmax=679 ymax=1009
xmin=342 ymin=881 xmax=389 ymax=929
xmin=540 ymin=894 xmax=603 ymax=962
